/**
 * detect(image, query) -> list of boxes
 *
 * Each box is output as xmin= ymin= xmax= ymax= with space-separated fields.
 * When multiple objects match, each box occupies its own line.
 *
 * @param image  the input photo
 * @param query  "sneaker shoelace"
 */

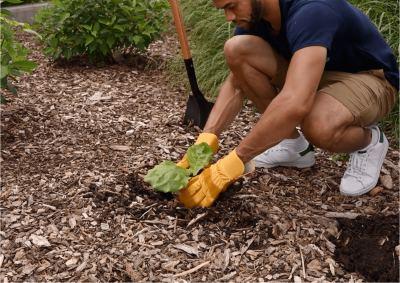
xmin=346 ymin=151 xmax=369 ymax=179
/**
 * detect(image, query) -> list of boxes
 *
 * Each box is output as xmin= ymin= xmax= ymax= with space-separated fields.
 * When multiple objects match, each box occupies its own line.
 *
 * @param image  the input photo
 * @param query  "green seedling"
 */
xmin=144 ymin=143 xmax=213 ymax=193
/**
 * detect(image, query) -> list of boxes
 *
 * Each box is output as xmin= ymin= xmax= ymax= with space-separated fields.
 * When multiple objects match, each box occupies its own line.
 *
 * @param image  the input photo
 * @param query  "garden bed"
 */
xmin=0 ymin=33 xmax=399 ymax=282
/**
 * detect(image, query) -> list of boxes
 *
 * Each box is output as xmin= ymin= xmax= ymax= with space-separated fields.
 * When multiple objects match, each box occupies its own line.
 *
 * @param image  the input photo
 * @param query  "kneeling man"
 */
xmin=177 ymin=0 xmax=398 ymax=208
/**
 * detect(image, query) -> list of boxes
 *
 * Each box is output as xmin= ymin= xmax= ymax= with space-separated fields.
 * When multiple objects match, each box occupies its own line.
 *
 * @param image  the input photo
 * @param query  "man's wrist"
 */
xmin=235 ymin=146 xmax=251 ymax=164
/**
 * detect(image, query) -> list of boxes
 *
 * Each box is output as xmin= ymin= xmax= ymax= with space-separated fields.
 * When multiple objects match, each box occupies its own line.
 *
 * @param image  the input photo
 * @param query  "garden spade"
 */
xmin=168 ymin=0 xmax=214 ymax=129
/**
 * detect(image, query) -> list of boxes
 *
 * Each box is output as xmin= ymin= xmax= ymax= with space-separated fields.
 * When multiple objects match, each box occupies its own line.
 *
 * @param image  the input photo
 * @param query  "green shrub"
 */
xmin=35 ymin=0 xmax=168 ymax=63
xmin=0 ymin=0 xmax=38 ymax=101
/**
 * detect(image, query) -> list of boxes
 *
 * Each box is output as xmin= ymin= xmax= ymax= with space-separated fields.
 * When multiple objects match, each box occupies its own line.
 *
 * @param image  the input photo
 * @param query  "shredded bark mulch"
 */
xmin=1 ymin=33 xmax=399 ymax=282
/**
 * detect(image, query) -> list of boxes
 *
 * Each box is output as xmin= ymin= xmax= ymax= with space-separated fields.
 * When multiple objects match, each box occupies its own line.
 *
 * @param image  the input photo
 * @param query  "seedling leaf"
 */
xmin=144 ymin=143 xmax=213 ymax=193
xmin=187 ymin=143 xmax=213 ymax=175
xmin=144 ymin=161 xmax=190 ymax=193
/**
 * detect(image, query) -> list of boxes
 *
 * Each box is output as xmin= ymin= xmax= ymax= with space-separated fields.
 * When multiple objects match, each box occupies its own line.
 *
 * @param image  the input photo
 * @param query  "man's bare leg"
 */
xmin=301 ymin=92 xmax=388 ymax=196
xmin=223 ymin=35 xmax=299 ymax=139
xmin=301 ymin=93 xmax=371 ymax=153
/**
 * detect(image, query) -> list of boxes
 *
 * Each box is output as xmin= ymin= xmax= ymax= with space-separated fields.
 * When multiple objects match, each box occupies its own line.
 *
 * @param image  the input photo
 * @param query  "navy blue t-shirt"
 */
xmin=234 ymin=0 xmax=399 ymax=90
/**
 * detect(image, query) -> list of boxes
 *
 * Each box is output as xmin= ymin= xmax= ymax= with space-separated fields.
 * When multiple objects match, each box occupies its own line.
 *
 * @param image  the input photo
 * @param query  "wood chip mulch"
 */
xmin=1 ymin=34 xmax=399 ymax=282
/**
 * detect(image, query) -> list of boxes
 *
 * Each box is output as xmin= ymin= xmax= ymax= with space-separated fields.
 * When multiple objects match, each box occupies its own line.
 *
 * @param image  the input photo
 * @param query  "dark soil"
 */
xmin=126 ymin=172 xmax=269 ymax=233
xmin=332 ymin=214 xmax=399 ymax=282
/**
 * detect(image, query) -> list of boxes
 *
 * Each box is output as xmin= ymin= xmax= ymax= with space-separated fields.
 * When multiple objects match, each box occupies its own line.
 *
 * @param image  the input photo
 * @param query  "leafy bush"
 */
xmin=0 ymin=0 xmax=38 ymax=101
xmin=35 ymin=0 xmax=168 ymax=63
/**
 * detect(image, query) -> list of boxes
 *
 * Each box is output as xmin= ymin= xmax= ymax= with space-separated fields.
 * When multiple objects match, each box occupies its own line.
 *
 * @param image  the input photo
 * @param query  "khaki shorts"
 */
xmin=273 ymin=60 xmax=398 ymax=127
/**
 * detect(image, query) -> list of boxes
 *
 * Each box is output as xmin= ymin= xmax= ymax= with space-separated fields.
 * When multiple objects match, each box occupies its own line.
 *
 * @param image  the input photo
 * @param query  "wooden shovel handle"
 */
xmin=168 ymin=0 xmax=192 ymax=60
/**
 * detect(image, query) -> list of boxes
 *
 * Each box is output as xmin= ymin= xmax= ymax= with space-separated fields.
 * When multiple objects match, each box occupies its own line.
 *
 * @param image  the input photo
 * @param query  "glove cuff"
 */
xmin=218 ymin=149 xmax=245 ymax=180
xmin=195 ymin=133 xmax=219 ymax=153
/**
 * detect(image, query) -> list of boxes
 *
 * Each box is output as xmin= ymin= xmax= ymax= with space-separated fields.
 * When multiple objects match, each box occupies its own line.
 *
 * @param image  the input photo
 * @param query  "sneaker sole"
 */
xmin=340 ymin=137 xmax=389 ymax=197
xmin=255 ymin=158 xmax=315 ymax=169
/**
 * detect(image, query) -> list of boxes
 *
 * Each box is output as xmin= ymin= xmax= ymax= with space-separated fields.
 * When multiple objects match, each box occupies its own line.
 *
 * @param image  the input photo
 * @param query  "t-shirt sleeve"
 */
xmin=287 ymin=3 xmax=341 ymax=53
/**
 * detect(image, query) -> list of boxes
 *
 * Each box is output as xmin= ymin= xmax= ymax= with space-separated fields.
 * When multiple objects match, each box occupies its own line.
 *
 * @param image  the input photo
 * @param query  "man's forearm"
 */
xmin=235 ymin=46 xmax=325 ymax=163
xmin=236 ymin=92 xmax=311 ymax=163
xmin=203 ymin=74 xmax=244 ymax=136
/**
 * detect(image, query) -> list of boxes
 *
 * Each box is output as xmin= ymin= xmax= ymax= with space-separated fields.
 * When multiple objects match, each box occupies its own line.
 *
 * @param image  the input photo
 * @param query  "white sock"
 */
xmin=361 ymin=127 xmax=379 ymax=151
xmin=281 ymin=132 xmax=309 ymax=152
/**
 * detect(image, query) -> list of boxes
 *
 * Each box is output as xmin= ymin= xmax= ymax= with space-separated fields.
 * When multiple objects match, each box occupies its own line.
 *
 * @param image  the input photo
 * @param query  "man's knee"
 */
xmin=224 ymin=36 xmax=249 ymax=67
xmin=301 ymin=93 xmax=356 ymax=152
xmin=224 ymin=35 xmax=275 ymax=68
xmin=301 ymin=115 xmax=344 ymax=152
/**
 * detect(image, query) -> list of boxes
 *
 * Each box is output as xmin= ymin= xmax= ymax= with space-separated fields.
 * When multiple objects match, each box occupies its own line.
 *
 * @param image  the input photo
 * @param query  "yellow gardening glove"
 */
xmin=178 ymin=149 xmax=245 ymax=208
xmin=177 ymin=133 xmax=219 ymax=169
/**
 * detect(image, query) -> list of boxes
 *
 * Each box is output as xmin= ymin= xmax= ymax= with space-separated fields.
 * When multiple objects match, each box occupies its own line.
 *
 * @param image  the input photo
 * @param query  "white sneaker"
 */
xmin=340 ymin=126 xmax=388 ymax=196
xmin=253 ymin=135 xmax=315 ymax=168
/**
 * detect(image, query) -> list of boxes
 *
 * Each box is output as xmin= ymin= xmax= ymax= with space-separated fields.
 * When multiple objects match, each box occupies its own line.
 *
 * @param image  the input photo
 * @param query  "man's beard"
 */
xmin=235 ymin=0 xmax=264 ymax=30
xmin=250 ymin=0 xmax=264 ymax=26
